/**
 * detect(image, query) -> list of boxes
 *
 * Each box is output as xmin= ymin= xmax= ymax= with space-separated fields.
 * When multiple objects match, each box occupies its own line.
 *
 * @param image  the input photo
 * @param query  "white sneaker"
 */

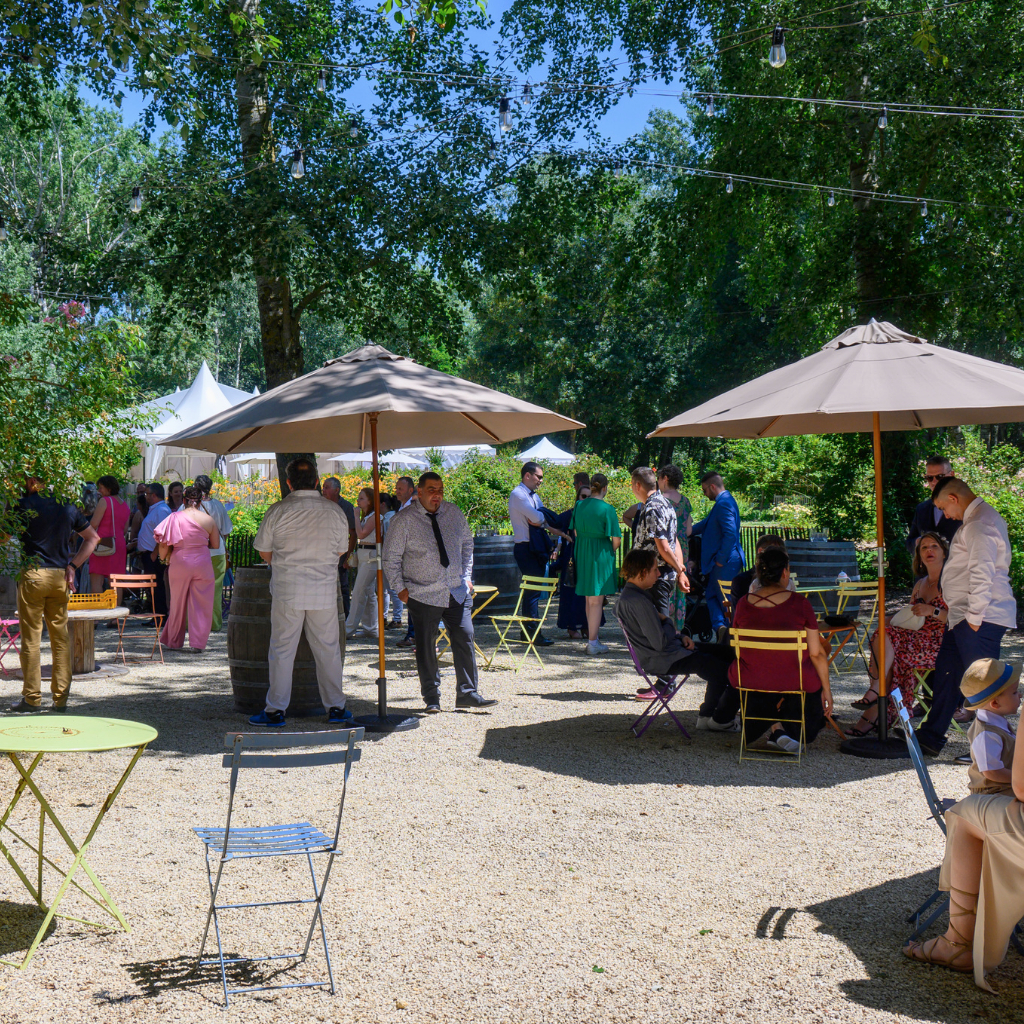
xmin=587 ymin=641 xmax=609 ymax=655
xmin=696 ymin=715 xmax=711 ymax=730
xmin=771 ymin=731 xmax=801 ymax=754
xmin=708 ymin=717 xmax=741 ymax=733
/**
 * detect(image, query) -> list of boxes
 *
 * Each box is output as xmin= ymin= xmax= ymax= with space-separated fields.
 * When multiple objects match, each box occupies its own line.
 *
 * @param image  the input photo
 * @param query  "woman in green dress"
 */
xmin=570 ymin=473 xmax=622 ymax=655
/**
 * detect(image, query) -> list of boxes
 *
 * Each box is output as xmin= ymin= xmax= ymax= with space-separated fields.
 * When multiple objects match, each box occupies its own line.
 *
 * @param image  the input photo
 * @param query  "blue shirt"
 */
xmin=138 ymin=500 xmax=172 ymax=553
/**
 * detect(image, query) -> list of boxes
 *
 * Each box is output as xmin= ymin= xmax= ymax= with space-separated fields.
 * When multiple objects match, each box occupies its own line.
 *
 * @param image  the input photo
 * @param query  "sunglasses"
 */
xmin=924 ymin=473 xmax=948 ymax=482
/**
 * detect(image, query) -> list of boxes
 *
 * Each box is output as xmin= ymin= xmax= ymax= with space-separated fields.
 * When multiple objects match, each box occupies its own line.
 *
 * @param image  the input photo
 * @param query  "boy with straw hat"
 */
xmin=957 ymin=658 xmax=1020 ymax=795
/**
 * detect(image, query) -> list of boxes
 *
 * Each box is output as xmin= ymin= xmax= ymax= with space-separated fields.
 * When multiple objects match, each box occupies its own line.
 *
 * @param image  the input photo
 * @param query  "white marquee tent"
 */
xmin=516 ymin=436 xmax=575 ymax=465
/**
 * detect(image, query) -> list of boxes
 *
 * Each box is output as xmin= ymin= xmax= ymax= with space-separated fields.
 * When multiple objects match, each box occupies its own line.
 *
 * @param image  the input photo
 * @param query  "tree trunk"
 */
xmin=236 ymin=3 xmax=315 ymax=496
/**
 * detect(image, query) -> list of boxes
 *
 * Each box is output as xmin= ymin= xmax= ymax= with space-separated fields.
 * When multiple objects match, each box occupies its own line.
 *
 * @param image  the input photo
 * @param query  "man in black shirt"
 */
xmin=12 ymin=478 xmax=99 ymax=713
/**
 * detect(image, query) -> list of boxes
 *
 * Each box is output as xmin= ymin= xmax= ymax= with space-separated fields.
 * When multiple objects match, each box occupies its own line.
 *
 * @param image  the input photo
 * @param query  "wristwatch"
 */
xmin=932 ymin=606 xmax=940 ymax=617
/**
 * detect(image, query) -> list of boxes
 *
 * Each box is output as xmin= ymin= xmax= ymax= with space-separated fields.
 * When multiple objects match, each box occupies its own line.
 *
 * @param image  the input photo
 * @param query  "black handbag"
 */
xmin=565 ymin=556 xmax=577 ymax=589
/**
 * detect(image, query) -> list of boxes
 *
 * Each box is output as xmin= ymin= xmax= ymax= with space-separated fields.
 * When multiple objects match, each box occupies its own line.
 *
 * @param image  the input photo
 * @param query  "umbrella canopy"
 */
xmin=650 ymin=319 xmax=1024 ymax=759
xmin=164 ymin=344 xmax=584 ymax=734
xmin=651 ymin=319 xmax=1024 ymax=439
xmin=162 ymin=345 xmax=583 ymax=453
xmin=517 ymin=436 xmax=575 ymax=465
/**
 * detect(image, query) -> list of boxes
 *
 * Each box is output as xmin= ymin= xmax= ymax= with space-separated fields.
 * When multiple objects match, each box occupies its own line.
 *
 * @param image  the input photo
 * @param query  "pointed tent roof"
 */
xmin=138 ymin=362 xmax=258 ymax=441
xmin=517 ymin=436 xmax=575 ymax=464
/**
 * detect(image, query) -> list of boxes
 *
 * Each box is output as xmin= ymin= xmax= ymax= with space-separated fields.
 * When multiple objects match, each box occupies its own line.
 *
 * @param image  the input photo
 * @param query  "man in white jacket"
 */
xmin=916 ymin=477 xmax=1017 ymax=756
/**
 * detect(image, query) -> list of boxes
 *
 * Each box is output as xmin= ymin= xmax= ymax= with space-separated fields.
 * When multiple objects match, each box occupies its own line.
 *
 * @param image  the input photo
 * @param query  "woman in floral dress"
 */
xmin=658 ymin=465 xmax=694 ymax=633
xmin=845 ymin=532 xmax=949 ymax=735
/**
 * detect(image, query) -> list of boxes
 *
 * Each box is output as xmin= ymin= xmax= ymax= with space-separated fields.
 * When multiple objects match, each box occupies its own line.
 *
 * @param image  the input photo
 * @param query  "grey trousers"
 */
xmin=407 ymin=593 xmax=479 ymax=700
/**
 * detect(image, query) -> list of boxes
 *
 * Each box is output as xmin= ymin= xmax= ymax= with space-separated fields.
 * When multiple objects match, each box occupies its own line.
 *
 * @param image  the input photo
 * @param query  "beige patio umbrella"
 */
xmin=649 ymin=319 xmax=1024 ymax=757
xmin=164 ymin=344 xmax=584 ymax=732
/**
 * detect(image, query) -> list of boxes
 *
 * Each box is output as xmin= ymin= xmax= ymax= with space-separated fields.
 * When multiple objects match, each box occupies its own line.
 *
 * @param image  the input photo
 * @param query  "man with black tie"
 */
xmin=906 ymin=455 xmax=961 ymax=553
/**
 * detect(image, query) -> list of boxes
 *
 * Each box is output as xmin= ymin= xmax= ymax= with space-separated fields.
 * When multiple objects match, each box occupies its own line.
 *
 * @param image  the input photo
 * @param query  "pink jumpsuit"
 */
xmin=153 ymin=510 xmax=215 ymax=650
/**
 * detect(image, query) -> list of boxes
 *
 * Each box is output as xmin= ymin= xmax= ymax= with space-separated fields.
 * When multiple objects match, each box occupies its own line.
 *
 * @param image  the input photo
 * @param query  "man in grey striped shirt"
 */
xmin=383 ymin=472 xmax=498 ymax=713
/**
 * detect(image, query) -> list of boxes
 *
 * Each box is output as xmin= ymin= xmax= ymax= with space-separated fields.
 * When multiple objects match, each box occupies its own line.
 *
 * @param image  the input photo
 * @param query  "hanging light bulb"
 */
xmin=290 ymin=149 xmax=306 ymax=180
xmin=1007 ymin=212 xmax=1014 ymax=225
xmin=348 ymin=117 xmax=359 ymax=139
xmin=522 ymin=83 xmax=532 ymax=106
xmin=920 ymin=199 xmax=927 ymax=217
xmin=769 ymin=25 xmax=787 ymax=68
xmin=726 ymin=175 xmax=733 ymax=194
xmin=499 ymin=97 xmax=512 ymax=132
xmin=0 ymin=218 xmax=7 ymax=243
xmin=129 ymin=186 xmax=142 ymax=214
xmin=760 ymin=314 xmax=766 ymax=323
xmin=614 ymin=160 xmax=623 ymax=179
xmin=877 ymin=106 xmax=888 ymax=130
xmin=316 ymin=69 xmax=326 ymax=95
xmin=488 ymin=138 xmax=499 ymax=162
xmin=705 ymin=94 xmax=714 ymax=117
xmin=828 ymin=190 xmax=835 ymax=207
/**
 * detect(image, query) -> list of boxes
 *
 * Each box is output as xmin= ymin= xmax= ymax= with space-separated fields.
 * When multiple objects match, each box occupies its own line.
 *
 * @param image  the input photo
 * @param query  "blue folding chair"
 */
xmin=616 ymin=613 xmax=691 ymax=740
xmin=193 ymin=727 xmax=363 ymax=1007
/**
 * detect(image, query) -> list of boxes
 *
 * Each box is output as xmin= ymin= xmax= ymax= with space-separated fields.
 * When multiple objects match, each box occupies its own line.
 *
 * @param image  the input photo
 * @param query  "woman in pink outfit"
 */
xmin=153 ymin=485 xmax=219 ymax=652
xmin=88 ymin=475 xmax=131 ymax=593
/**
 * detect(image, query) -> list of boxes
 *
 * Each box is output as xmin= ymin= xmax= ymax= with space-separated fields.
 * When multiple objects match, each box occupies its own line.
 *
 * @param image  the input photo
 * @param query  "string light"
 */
xmin=920 ymin=200 xmax=928 ymax=217
xmin=290 ymin=149 xmax=306 ymax=179
xmin=499 ymin=97 xmax=512 ymax=132
xmin=488 ymin=138 xmax=499 ymax=162
xmin=878 ymin=106 xmax=888 ymax=130
xmin=129 ymin=186 xmax=142 ymax=214
xmin=316 ymin=69 xmax=326 ymax=95
xmin=705 ymin=95 xmax=714 ymax=116
xmin=348 ymin=117 xmax=359 ymax=139
xmin=614 ymin=160 xmax=623 ymax=178
xmin=769 ymin=25 xmax=787 ymax=68
xmin=1008 ymin=212 xmax=1014 ymax=225
xmin=828 ymin=190 xmax=835 ymax=206
xmin=726 ymin=175 xmax=733 ymax=193
xmin=522 ymin=83 xmax=532 ymax=105
xmin=0 ymin=218 xmax=7 ymax=242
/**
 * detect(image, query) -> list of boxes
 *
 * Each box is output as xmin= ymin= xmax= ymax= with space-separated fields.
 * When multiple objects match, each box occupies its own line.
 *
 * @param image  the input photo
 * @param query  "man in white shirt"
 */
xmin=195 ymin=474 xmax=233 ymax=631
xmin=138 ymin=482 xmax=173 ymax=620
xmin=250 ymin=458 xmax=351 ymax=727
xmin=508 ymin=462 xmax=566 ymax=646
xmin=395 ymin=475 xmax=417 ymax=510
xmin=916 ymin=477 xmax=1017 ymax=756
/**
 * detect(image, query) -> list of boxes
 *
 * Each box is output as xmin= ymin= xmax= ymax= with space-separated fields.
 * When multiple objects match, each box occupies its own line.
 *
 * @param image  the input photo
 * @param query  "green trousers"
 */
xmin=211 ymin=553 xmax=227 ymax=632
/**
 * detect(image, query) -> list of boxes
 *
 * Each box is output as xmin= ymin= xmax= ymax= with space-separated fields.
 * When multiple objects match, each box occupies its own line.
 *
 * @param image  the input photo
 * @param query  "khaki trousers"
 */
xmin=17 ymin=567 xmax=72 ymax=706
xmin=210 ymin=553 xmax=227 ymax=632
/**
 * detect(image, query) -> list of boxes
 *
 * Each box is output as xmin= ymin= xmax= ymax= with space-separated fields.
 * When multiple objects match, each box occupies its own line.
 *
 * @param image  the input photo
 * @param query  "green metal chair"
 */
xmin=193 ymin=727 xmax=363 ymax=1006
xmin=486 ymin=575 xmax=558 ymax=672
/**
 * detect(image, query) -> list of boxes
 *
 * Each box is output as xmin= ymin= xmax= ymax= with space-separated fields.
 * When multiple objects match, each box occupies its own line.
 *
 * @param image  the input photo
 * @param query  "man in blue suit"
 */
xmin=690 ymin=472 xmax=746 ymax=634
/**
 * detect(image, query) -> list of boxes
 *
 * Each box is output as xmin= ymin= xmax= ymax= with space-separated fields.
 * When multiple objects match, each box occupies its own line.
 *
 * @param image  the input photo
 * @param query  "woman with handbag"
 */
xmin=570 ymin=474 xmax=622 ymax=656
xmin=88 ymin=476 xmax=131 ymax=604
xmin=845 ymin=531 xmax=949 ymax=736
xmin=344 ymin=487 xmax=380 ymax=642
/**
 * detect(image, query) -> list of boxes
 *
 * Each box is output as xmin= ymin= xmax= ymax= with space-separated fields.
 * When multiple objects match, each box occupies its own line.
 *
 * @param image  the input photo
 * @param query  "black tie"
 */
xmin=427 ymin=512 xmax=450 ymax=567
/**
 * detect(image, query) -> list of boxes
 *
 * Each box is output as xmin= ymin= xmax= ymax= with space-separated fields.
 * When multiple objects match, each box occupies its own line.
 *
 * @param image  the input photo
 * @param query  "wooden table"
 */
xmin=67 ymin=608 xmax=128 ymax=675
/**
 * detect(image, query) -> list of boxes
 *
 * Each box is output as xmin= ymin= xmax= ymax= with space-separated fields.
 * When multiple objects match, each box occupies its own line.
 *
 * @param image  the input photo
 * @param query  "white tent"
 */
xmin=133 ymin=361 xmax=259 ymax=480
xmin=517 ymin=436 xmax=575 ymax=465
xmin=324 ymin=451 xmax=429 ymax=470
xmin=395 ymin=444 xmax=496 ymax=468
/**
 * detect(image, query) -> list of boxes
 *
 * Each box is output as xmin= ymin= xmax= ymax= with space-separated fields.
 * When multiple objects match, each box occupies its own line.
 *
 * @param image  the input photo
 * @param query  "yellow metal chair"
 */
xmin=911 ymin=668 xmax=968 ymax=738
xmin=730 ymin=627 xmax=809 ymax=765
xmin=831 ymin=581 xmax=879 ymax=673
xmin=486 ymin=575 xmax=558 ymax=672
xmin=718 ymin=579 xmax=733 ymax=620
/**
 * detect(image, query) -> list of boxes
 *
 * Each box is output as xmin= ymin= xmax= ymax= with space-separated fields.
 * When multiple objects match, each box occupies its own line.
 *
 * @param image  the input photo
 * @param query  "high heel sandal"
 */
xmin=903 ymin=887 xmax=976 ymax=973
xmin=851 ymin=676 xmax=880 ymax=709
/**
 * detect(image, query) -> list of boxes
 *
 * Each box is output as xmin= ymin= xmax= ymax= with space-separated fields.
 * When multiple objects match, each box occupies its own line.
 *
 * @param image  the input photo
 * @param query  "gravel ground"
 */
xmin=0 ymin=610 xmax=1023 ymax=1024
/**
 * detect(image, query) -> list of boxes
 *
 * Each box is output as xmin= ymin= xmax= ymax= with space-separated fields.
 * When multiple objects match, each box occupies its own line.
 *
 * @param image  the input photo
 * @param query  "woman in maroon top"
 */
xmin=729 ymin=547 xmax=833 ymax=753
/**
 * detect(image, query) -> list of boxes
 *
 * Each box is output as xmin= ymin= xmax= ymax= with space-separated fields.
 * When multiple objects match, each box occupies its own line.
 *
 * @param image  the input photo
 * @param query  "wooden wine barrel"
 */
xmin=472 ymin=533 xmax=520 ymax=612
xmin=226 ymin=565 xmax=346 ymax=717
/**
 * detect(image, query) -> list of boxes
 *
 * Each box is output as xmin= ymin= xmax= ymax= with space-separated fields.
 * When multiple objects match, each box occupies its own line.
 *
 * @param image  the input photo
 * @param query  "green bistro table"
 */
xmin=0 ymin=715 xmax=157 ymax=968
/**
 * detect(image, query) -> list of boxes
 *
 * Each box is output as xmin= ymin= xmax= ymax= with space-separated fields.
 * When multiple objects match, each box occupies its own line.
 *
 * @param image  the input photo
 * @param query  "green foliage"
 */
xmin=228 ymin=501 xmax=274 ymax=538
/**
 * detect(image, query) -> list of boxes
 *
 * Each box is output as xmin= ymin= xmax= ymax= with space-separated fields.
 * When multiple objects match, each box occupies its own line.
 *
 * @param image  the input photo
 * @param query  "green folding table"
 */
xmin=0 ymin=715 xmax=157 ymax=968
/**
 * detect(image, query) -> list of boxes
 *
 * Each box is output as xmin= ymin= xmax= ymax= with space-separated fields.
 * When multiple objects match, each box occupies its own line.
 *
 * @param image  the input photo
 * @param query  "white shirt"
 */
xmin=941 ymin=497 xmax=1017 ymax=629
xmin=971 ymin=708 xmax=1015 ymax=772
xmin=399 ymin=495 xmax=416 ymax=511
xmin=508 ymin=482 xmax=545 ymax=543
xmin=202 ymin=497 xmax=233 ymax=557
xmin=253 ymin=490 xmax=349 ymax=610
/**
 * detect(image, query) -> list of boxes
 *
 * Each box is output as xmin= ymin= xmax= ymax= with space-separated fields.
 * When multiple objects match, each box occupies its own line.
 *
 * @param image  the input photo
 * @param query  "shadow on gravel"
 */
xmin=123 ymin=952 xmax=262 ymax=1002
xmin=518 ymin=690 xmax=629 ymax=703
xmin=0 ymin=899 xmax=56 ymax=958
xmin=478 ymin=713 xmax=916 ymax=788
xmin=807 ymin=870 xmax=1024 ymax=1022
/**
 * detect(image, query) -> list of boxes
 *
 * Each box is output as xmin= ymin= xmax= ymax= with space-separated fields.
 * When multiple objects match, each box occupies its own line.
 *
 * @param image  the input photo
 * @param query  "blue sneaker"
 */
xmin=249 ymin=709 xmax=286 ymax=727
xmin=328 ymin=706 xmax=354 ymax=724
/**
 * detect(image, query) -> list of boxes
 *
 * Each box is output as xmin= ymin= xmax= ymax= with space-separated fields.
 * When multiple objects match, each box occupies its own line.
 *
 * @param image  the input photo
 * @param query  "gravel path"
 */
xmin=0 ymin=615 xmax=1022 ymax=1023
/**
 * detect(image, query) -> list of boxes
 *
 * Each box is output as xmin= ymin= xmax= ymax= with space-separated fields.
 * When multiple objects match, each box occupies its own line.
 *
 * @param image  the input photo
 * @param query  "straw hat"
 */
xmin=960 ymin=658 xmax=1022 ymax=710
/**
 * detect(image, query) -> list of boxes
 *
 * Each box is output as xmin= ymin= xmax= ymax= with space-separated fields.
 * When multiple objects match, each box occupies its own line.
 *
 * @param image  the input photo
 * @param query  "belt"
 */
xmin=358 ymin=544 xmax=376 ymax=549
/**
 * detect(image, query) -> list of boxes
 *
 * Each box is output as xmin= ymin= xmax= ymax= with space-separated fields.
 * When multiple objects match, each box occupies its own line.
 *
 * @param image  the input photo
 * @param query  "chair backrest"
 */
xmin=508 ymin=574 xmax=558 ymax=620
xmin=836 ymin=581 xmax=879 ymax=619
xmin=729 ymin=627 xmax=807 ymax=693
xmin=109 ymin=573 xmax=157 ymax=592
xmin=220 ymin=728 xmax=364 ymax=852
xmin=615 ymin=612 xmax=654 ymax=683
xmin=890 ymin=689 xmax=947 ymax=835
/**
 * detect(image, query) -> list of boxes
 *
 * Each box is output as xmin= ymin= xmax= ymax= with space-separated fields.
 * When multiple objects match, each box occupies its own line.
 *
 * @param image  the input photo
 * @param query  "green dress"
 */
xmin=571 ymin=497 xmax=622 ymax=597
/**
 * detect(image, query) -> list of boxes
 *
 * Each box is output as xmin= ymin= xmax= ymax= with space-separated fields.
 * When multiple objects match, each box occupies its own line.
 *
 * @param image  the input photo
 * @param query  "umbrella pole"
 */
xmin=841 ymin=413 xmax=907 ymax=759
xmin=354 ymin=414 xmax=418 ymax=734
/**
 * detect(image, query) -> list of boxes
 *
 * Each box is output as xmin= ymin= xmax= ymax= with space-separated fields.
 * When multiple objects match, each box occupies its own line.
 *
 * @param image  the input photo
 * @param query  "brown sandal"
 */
xmin=852 ymin=676 xmax=880 ymax=709
xmin=903 ymin=887 xmax=976 ymax=973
